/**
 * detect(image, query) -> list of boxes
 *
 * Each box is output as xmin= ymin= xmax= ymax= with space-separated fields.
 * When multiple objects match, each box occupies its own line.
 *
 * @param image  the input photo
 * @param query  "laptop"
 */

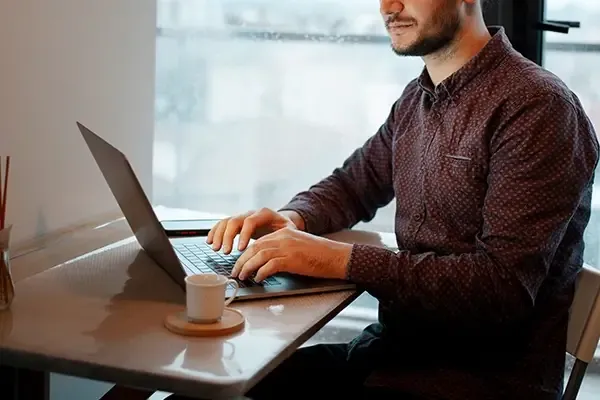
xmin=76 ymin=122 xmax=356 ymax=300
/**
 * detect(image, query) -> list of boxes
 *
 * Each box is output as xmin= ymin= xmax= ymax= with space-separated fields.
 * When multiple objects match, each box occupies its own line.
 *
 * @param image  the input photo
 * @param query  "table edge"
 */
xmin=1 ymin=289 xmax=362 ymax=397
xmin=3 ymin=208 xmax=374 ymax=396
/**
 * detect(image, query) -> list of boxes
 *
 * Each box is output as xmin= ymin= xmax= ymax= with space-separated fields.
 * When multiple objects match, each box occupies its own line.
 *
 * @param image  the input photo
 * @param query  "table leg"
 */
xmin=0 ymin=365 xmax=50 ymax=400
xmin=100 ymin=385 xmax=250 ymax=400
xmin=99 ymin=385 xmax=154 ymax=400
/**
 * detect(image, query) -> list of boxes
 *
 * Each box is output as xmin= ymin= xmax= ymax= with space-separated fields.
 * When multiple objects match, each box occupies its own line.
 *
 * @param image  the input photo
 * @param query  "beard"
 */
xmin=387 ymin=2 xmax=461 ymax=57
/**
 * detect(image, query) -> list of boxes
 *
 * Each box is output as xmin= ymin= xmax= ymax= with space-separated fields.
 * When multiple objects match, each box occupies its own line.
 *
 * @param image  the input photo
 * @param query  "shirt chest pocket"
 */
xmin=441 ymin=154 xmax=480 ymax=181
xmin=425 ymin=151 xmax=488 ymax=222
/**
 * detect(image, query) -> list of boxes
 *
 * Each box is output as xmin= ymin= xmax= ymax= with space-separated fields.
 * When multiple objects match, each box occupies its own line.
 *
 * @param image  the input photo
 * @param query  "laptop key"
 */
xmin=176 ymin=243 xmax=282 ymax=287
xmin=265 ymin=277 xmax=279 ymax=285
xmin=183 ymin=266 xmax=195 ymax=275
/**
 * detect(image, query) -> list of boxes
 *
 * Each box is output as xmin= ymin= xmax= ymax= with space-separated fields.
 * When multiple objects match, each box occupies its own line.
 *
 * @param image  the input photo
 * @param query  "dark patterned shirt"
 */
xmin=281 ymin=27 xmax=599 ymax=399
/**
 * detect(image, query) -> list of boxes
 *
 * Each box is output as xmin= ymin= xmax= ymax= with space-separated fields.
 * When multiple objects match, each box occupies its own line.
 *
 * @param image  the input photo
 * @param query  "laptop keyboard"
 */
xmin=173 ymin=242 xmax=280 ymax=288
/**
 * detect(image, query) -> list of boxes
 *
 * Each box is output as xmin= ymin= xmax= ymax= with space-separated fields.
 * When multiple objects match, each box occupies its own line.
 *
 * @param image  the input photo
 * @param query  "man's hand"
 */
xmin=207 ymin=208 xmax=304 ymax=254
xmin=231 ymin=228 xmax=353 ymax=282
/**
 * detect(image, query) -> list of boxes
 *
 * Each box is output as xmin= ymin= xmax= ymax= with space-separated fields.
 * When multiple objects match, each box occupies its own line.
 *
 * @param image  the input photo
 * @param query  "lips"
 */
xmin=388 ymin=24 xmax=413 ymax=28
xmin=384 ymin=13 xmax=415 ymax=30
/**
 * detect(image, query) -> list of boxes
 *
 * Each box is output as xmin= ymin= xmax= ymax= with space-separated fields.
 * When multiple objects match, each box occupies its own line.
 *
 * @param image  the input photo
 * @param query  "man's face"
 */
xmin=380 ymin=0 xmax=462 ymax=57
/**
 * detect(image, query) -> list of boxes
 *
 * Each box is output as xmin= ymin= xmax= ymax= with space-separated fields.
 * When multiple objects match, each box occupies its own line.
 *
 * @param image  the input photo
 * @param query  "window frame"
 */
xmin=483 ymin=0 xmax=545 ymax=65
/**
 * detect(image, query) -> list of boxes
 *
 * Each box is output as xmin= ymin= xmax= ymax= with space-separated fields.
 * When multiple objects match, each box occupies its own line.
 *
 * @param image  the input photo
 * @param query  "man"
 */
xmin=213 ymin=1 xmax=599 ymax=399
xmin=106 ymin=0 xmax=598 ymax=399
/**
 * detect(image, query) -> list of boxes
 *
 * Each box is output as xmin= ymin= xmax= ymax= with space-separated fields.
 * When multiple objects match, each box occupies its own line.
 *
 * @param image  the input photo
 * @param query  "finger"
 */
xmin=231 ymin=241 xmax=259 ymax=278
xmin=238 ymin=210 xmax=271 ymax=251
xmin=238 ymin=248 xmax=279 ymax=281
xmin=233 ymin=233 xmax=281 ymax=273
xmin=254 ymin=258 xmax=284 ymax=282
xmin=222 ymin=216 xmax=246 ymax=254
xmin=206 ymin=220 xmax=220 ymax=244
xmin=210 ymin=219 xmax=229 ymax=251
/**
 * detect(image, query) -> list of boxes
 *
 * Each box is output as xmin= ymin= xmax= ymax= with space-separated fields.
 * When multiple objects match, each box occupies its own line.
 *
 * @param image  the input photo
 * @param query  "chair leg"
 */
xmin=562 ymin=359 xmax=588 ymax=400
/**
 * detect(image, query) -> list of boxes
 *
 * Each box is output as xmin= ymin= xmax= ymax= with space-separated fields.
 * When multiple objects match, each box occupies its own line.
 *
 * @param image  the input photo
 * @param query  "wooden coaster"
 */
xmin=164 ymin=308 xmax=245 ymax=337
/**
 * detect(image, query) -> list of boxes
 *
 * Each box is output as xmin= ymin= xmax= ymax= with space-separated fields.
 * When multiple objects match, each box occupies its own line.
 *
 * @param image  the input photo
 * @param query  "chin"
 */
xmin=390 ymin=35 xmax=416 ymax=50
xmin=391 ymin=43 xmax=415 ymax=55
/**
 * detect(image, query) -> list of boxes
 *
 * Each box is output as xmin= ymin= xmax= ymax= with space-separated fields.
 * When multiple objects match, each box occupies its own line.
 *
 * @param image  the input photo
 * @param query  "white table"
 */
xmin=0 ymin=208 xmax=398 ymax=399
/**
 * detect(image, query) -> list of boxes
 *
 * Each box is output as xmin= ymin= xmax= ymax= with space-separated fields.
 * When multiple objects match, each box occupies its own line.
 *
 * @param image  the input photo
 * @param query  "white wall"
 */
xmin=0 ymin=0 xmax=157 ymax=245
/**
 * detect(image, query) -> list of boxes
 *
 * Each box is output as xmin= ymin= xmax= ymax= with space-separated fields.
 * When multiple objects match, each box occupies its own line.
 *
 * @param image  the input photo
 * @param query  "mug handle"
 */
xmin=224 ymin=279 xmax=239 ymax=307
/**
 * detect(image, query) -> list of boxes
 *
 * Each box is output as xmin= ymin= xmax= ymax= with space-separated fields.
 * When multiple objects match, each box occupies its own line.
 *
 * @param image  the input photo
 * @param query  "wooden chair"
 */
xmin=562 ymin=263 xmax=600 ymax=400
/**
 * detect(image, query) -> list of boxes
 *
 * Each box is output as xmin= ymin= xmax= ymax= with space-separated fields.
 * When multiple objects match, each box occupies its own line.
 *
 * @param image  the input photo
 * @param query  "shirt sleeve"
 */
xmin=278 ymin=100 xmax=399 ymax=235
xmin=347 ymin=93 xmax=599 ymax=328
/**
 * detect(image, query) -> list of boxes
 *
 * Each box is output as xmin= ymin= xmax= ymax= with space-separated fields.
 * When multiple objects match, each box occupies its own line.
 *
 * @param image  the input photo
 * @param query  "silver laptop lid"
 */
xmin=76 ymin=122 xmax=186 ymax=287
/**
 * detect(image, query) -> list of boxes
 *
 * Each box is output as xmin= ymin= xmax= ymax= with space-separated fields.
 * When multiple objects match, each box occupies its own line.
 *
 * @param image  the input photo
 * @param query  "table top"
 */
xmin=0 ymin=207 xmax=398 ymax=398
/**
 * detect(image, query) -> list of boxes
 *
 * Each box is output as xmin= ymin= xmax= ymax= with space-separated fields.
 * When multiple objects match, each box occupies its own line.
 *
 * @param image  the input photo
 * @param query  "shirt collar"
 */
xmin=417 ymin=26 xmax=512 ymax=100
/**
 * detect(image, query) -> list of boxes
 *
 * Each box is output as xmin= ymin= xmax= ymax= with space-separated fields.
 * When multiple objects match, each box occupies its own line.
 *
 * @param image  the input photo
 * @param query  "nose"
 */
xmin=380 ymin=0 xmax=404 ymax=14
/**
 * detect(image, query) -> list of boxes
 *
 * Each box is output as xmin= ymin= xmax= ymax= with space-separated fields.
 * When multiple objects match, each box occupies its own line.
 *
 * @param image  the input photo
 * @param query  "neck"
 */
xmin=423 ymin=22 xmax=492 ymax=86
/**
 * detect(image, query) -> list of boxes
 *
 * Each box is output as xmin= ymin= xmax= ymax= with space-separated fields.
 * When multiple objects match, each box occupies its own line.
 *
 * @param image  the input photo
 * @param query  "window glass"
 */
xmin=153 ymin=0 xmax=425 ymax=233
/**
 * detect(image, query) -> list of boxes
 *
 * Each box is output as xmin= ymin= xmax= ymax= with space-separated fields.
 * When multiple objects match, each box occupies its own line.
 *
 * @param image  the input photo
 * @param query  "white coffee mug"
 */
xmin=185 ymin=274 xmax=239 ymax=324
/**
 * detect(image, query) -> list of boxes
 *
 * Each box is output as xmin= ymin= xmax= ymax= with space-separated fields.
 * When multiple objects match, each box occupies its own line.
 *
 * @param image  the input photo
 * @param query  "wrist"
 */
xmin=332 ymin=241 xmax=353 ymax=280
xmin=280 ymin=210 xmax=306 ymax=232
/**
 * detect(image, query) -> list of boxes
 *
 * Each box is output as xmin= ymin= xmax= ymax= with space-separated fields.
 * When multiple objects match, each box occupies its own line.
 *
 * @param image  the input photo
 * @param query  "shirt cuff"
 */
xmin=346 ymin=243 xmax=395 ymax=284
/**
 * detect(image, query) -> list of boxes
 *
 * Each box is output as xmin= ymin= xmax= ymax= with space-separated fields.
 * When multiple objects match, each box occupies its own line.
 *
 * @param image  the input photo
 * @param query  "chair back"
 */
xmin=567 ymin=263 xmax=600 ymax=363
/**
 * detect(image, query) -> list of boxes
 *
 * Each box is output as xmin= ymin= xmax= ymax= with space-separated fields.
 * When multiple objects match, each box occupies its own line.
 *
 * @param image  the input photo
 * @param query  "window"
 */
xmin=543 ymin=0 xmax=600 ymax=269
xmin=153 ymin=0 xmax=424 ymax=233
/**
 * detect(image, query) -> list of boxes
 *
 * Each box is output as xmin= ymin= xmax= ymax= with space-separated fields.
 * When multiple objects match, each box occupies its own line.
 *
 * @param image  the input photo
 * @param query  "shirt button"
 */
xmin=414 ymin=213 xmax=424 ymax=222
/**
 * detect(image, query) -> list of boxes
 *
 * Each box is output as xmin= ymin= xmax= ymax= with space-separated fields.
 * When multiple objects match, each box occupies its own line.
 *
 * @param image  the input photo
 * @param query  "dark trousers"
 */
xmin=243 ymin=342 xmax=405 ymax=400
xmin=167 ymin=323 xmax=418 ymax=399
